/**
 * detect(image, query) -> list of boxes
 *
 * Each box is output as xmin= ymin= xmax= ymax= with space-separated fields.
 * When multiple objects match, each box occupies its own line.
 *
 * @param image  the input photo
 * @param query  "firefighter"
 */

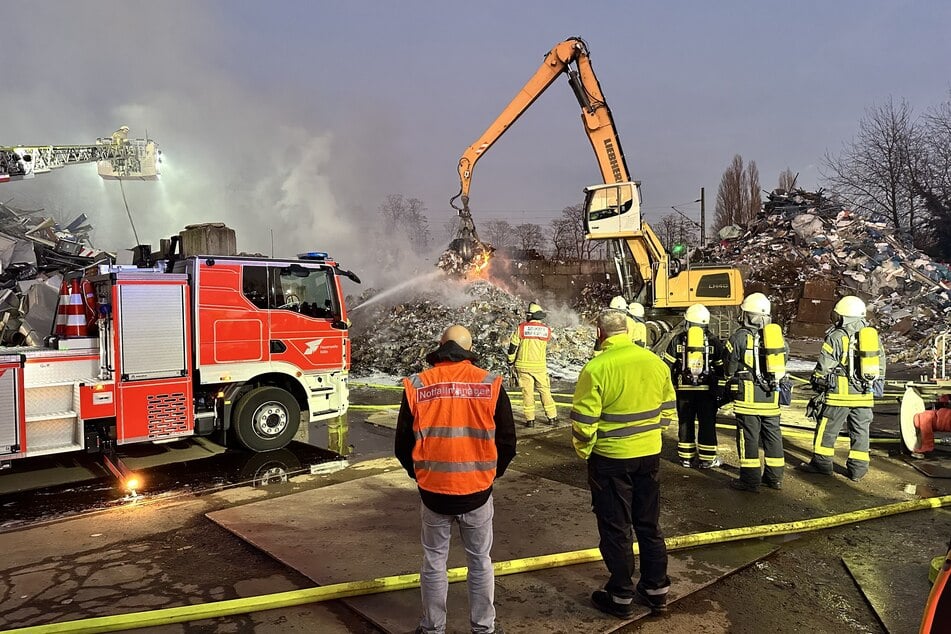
xmin=507 ymin=302 xmax=558 ymax=427
xmin=571 ymin=309 xmax=677 ymax=617
xmin=725 ymin=292 xmax=788 ymax=492
xmin=663 ymin=303 xmax=726 ymax=469
xmin=799 ymin=295 xmax=885 ymax=481
xmin=395 ymin=324 xmax=516 ymax=634
xmin=593 ymin=296 xmax=647 ymax=354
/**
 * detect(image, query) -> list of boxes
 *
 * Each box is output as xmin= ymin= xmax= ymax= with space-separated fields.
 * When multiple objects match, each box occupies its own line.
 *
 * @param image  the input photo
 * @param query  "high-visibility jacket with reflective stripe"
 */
xmin=726 ymin=327 xmax=786 ymax=416
xmin=812 ymin=326 xmax=885 ymax=407
xmin=403 ymin=361 xmax=502 ymax=495
xmin=508 ymin=320 xmax=552 ymax=370
xmin=571 ymin=334 xmax=677 ymax=459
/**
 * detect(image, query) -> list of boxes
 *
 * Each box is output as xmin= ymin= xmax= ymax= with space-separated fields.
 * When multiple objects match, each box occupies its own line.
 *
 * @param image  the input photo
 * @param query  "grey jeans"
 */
xmin=418 ymin=496 xmax=496 ymax=634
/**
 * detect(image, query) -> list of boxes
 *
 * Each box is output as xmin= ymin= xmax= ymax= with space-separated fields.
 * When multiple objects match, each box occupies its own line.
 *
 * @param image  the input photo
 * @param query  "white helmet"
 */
xmin=740 ymin=292 xmax=771 ymax=317
xmin=685 ymin=303 xmax=710 ymax=325
xmin=834 ymin=295 xmax=866 ymax=318
xmin=608 ymin=296 xmax=628 ymax=311
xmin=628 ymin=302 xmax=645 ymax=319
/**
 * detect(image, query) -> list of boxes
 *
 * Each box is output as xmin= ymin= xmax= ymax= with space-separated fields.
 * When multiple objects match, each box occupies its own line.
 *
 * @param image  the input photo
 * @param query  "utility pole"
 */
xmin=699 ymin=187 xmax=706 ymax=248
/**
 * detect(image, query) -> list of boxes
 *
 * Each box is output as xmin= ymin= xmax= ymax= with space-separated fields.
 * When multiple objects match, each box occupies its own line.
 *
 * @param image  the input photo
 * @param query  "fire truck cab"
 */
xmin=0 ymin=251 xmax=356 ymax=468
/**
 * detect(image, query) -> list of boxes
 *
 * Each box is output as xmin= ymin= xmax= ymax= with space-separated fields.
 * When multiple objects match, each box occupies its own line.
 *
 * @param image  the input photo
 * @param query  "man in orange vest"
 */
xmin=396 ymin=324 xmax=516 ymax=634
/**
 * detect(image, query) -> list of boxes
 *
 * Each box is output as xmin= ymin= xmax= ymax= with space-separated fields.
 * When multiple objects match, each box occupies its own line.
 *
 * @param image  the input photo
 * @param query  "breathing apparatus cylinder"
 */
xmin=685 ymin=325 xmax=706 ymax=383
xmin=857 ymin=326 xmax=881 ymax=382
xmin=762 ymin=322 xmax=787 ymax=378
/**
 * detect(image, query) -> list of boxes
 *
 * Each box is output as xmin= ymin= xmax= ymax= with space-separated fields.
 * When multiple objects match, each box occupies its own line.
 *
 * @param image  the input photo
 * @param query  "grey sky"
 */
xmin=3 ymin=1 xmax=949 ymax=287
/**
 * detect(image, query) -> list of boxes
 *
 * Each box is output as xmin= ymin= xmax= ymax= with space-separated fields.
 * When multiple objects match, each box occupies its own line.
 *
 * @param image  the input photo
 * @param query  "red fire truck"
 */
xmin=0 ymin=249 xmax=360 ymax=484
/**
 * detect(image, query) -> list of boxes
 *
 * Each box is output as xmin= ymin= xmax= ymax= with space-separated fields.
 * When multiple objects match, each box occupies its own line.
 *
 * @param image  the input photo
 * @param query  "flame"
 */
xmin=467 ymin=251 xmax=493 ymax=278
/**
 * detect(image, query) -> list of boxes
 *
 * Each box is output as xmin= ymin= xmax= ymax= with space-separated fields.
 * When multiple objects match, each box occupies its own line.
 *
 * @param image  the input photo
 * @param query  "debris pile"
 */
xmin=703 ymin=188 xmax=951 ymax=364
xmin=349 ymin=279 xmax=596 ymax=379
xmin=0 ymin=201 xmax=111 ymax=346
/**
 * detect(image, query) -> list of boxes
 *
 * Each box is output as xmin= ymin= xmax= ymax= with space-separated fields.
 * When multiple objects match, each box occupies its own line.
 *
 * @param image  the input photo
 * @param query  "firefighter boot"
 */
xmin=591 ymin=590 xmax=634 ymax=618
xmin=525 ymin=419 xmax=535 ymax=428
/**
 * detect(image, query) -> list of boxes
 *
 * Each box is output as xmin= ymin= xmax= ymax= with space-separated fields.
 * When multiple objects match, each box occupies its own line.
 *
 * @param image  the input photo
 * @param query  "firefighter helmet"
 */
xmin=629 ymin=302 xmax=645 ymax=319
xmin=685 ymin=303 xmax=711 ymax=325
xmin=527 ymin=302 xmax=546 ymax=320
xmin=834 ymin=295 xmax=866 ymax=318
xmin=608 ymin=296 xmax=628 ymax=311
xmin=740 ymin=292 xmax=771 ymax=316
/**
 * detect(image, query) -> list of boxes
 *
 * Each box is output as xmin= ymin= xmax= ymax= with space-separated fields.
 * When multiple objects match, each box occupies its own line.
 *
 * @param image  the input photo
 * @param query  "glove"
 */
xmin=810 ymin=376 xmax=829 ymax=393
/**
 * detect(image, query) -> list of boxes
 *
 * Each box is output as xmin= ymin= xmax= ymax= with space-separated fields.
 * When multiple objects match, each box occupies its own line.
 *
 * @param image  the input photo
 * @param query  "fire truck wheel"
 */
xmin=233 ymin=386 xmax=301 ymax=452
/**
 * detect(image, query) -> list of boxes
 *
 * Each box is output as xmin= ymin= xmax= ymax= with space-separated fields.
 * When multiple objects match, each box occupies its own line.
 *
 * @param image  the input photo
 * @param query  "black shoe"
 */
xmin=847 ymin=473 xmax=864 ymax=482
xmin=547 ymin=417 xmax=558 ymax=425
xmin=729 ymin=479 xmax=760 ymax=493
xmin=763 ymin=480 xmax=783 ymax=490
xmin=591 ymin=590 xmax=635 ymax=618
xmin=698 ymin=456 xmax=723 ymax=469
xmin=797 ymin=462 xmax=832 ymax=476
xmin=634 ymin=584 xmax=669 ymax=614
xmin=525 ymin=420 xmax=535 ymax=428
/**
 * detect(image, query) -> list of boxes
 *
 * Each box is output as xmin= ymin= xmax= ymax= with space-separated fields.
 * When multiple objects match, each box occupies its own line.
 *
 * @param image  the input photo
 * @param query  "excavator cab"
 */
xmin=583 ymin=182 xmax=642 ymax=237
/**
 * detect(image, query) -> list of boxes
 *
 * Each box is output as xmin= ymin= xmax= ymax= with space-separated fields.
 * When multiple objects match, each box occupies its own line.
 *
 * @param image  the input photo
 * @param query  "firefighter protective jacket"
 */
xmin=507 ymin=319 xmax=552 ymax=371
xmin=571 ymin=334 xmax=676 ymax=460
xmin=812 ymin=323 xmax=885 ymax=407
xmin=725 ymin=326 xmax=788 ymax=416
xmin=662 ymin=327 xmax=726 ymax=391
xmin=396 ymin=341 xmax=516 ymax=515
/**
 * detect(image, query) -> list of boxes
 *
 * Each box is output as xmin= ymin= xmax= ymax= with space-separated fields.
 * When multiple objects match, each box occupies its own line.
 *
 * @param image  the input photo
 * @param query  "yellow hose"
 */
xmin=7 ymin=495 xmax=949 ymax=634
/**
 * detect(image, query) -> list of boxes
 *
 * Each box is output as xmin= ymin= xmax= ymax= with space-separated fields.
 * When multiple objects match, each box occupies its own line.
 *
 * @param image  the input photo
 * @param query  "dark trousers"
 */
xmin=735 ymin=413 xmax=784 ymax=486
xmin=676 ymin=391 xmax=719 ymax=461
xmin=587 ymin=453 xmax=670 ymax=598
xmin=811 ymin=404 xmax=872 ymax=479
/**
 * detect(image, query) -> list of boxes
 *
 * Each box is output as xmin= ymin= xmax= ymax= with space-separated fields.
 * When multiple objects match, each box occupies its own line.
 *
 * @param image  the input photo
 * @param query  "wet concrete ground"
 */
xmin=1 ymin=356 xmax=950 ymax=633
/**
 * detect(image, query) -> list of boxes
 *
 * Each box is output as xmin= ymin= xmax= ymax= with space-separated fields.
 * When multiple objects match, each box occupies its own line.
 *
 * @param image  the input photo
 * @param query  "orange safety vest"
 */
xmin=403 ymin=361 xmax=503 ymax=495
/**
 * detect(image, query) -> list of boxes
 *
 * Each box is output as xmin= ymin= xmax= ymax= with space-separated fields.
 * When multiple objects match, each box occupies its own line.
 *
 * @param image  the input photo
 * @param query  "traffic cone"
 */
xmin=54 ymin=278 xmax=88 ymax=338
xmin=54 ymin=279 xmax=70 ymax=336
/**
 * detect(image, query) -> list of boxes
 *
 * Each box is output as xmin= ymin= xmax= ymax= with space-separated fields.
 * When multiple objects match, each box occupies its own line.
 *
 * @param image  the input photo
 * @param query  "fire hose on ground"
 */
xmin=6 ymin=495 xmax=950 ymax=634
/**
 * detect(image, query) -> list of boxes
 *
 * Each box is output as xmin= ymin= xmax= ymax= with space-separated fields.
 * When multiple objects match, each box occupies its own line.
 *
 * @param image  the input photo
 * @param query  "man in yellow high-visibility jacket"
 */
xmin=571 ymin=309 xmax=677 ymax=618
xmin=507 ymin=302 xmax=558 ymax=427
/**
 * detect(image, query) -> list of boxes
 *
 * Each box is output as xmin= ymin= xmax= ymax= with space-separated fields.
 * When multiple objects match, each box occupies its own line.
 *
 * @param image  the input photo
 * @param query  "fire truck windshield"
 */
xmin=242 ymin=265 xmax=338 ymax=319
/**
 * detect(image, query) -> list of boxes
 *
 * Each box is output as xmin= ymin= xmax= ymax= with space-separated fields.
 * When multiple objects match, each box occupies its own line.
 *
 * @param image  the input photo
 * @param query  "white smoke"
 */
xmin=2 ymin=2 xmax=429 ymax=289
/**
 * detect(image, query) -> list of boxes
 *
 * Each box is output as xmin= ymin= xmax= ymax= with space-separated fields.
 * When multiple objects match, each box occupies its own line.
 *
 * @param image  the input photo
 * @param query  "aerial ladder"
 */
xmin=445 ymin=37 xmax=744 ymax=341
xmin=0 ymin=126 xmax=160 ymax=183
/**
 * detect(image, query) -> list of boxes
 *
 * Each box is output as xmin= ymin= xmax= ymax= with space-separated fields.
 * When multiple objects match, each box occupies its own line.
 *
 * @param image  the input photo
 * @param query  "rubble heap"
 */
xmin=349 ymin=279 xmax=596 ymax=379
xmin=0 ymin=201 xmax=111 ymax=346
xmin=703 ymin=189 xmax=951 ymax=364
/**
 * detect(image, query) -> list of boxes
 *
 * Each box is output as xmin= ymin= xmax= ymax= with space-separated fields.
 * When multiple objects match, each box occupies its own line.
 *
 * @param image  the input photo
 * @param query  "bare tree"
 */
xmin=482 ymin=220 xmax=514 ymax=250
xmin=745 ymin=160 xmax=762 ymax=223
xmin=379 ymin=194 xmax=431 ymax=250
xmin=657 ymin=212 xmax=699 ymax=252
xmin=912 ymin=92 xmax=951 ymax=257
xmin=778 ymin=168 xmax=798 ymax=193
xmin=713 ymin=154 xmax=760 ymax=231
xmin=548 ymin=204 xmax=603 ymax=260
xmin=442 ymin=218 xmax=458 ymax=241
xmin=549 ymin=217 xmax=572 ymax=259
xmin=822 ymin=98 xmax=924 ymax=240
xmin=514 ymin=223 xmax=544 ymax=251
xmin=657 ymin=214 xmax=678 ymax=251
